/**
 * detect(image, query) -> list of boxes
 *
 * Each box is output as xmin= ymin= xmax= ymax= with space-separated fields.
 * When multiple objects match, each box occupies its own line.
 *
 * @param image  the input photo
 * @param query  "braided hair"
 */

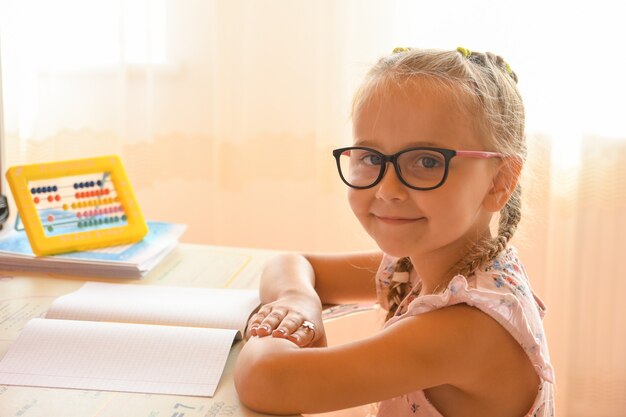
xmin=353 ymin=48 xmax=526 ymax=320
xmin=386 ymin=257 xmax=413 ymax=321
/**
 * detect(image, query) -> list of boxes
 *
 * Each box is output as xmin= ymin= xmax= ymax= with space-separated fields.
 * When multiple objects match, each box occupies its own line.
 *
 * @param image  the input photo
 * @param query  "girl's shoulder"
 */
xmin=386 ymin=246 xmax=555 ymax=384
xmin=480 ymin=247 xmax=537 ymax=300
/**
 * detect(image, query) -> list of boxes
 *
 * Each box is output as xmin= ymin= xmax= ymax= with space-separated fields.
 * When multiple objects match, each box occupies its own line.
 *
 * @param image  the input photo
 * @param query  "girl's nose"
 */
xmin=375 ymin=164 xmax=408 ymax=201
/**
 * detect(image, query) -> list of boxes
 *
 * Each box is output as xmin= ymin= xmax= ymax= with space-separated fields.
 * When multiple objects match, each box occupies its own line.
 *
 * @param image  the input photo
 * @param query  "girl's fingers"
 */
xmin=256 ymin=308 xmax=288 ymax=336
xmin=272 ymin=314 xmax=305 ymax=339
xmin=287 ymin=321 xmax=317 ymax=347
xmin=257 ymin=312 xmax=283 ymax=335
xmin=245 ymin=306 xmax=316 ymax=346
xmin=246 ymin=319 xmax=261 ymax=338
xmin=246 ymin=307 xmax=275 ymax=337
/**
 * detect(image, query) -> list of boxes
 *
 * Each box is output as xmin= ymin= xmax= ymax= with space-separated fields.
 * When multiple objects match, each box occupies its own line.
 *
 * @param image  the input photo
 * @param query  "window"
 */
xmin=0 ymin=0 xmax=167 ymax=71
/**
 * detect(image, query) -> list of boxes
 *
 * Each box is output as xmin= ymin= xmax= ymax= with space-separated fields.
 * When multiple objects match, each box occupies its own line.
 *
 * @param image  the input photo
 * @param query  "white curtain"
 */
xmin=1 ymin=1 xmax=625 ymax=415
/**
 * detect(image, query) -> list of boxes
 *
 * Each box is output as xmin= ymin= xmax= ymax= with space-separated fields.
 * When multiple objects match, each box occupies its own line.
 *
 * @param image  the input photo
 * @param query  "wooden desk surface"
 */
xmin=0 ymin=243 xmax=278 ymax=417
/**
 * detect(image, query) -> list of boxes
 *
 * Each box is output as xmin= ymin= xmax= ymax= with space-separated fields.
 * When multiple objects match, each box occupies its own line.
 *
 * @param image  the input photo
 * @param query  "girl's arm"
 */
xmin=307 ymin=251 xmax=382 ymax=305
xmin=246 ymin=251 xmax=381 ymax=346
xmin=236 ymin=303 xmax=538 ymax=415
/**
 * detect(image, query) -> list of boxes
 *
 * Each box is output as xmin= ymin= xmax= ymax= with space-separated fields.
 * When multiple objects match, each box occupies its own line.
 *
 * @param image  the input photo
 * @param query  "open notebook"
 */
xmin=0 ymin=282 xmax=260 ymax=397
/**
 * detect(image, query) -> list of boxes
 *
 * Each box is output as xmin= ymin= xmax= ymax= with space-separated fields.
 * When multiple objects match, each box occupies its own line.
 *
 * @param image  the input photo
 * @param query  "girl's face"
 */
xmin=349 ymin=80 xmax=500 ymax=259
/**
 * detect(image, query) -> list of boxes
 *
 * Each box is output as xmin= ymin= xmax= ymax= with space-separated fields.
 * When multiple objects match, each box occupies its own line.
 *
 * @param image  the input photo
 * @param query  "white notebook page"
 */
xmin=46 ymin=282 xmax=260 ymax=334
xmin=0 ymin=318 xmax=237 ymax=396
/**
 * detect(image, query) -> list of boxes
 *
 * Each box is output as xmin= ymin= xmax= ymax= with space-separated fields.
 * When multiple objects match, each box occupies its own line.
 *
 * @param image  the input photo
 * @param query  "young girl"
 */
xmin=234 ymin=47 xmax=555 ymax=417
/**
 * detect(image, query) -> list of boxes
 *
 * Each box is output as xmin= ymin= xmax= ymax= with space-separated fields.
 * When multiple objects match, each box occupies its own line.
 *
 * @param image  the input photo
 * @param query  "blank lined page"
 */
xmin=0 ymin=318 xmax=237 ymax=396
xmin=45 ymin=282 xmax=260 ymax=334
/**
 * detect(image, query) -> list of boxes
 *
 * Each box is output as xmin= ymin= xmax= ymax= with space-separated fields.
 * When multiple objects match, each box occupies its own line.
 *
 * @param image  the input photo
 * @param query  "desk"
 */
xmin=0 ymin=243 xmax=279 ymax=417
xmin=0 ymin=244 xmax=381 ymax=417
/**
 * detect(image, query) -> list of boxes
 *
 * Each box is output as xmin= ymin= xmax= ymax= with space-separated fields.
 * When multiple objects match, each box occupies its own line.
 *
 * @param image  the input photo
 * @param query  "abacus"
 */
xmin=6 ymin=155 xmax=148 ymax=256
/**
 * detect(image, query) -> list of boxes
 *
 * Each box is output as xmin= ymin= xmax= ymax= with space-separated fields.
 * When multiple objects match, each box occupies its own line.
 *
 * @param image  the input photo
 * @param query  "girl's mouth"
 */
xmin=373 ymin=215 xmax=425 ymax=225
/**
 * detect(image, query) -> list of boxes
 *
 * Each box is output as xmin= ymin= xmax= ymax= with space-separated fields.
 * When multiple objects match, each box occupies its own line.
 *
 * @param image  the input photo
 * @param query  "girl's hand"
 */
xmin=246 ymin=297 xmax=326 ymax=347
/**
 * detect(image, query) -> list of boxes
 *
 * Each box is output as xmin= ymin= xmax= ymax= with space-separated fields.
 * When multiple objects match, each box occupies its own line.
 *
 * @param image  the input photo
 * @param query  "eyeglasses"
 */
xmin=332 ymin=146 xmax=502 ymax=191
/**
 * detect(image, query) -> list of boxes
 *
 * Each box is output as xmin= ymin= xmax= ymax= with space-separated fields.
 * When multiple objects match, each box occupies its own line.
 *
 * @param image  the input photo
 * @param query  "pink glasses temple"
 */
xmin=455 ymin=150 xmax=503 ymax=159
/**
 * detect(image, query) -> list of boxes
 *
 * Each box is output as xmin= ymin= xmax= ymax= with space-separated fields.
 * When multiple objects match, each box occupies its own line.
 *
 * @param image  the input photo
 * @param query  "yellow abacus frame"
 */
xmin=6 ymin=155 xmax=148 ymax=256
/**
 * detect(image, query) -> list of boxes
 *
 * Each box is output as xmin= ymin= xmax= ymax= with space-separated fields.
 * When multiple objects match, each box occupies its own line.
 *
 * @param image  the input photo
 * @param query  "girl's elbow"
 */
xmin=234 ymin=344 xmax=291 ymax=414
xmin=234 ymin=361 xmax=268 ymax=412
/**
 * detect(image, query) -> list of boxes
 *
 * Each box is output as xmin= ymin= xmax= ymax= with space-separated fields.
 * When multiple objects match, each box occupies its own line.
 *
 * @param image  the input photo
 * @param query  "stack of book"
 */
xmin=0 ymin=221 xmax=186 ymax=278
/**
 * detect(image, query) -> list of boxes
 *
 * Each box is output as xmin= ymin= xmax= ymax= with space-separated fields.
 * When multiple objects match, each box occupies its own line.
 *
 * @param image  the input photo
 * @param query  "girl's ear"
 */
xmin=482 ymin=156 xmax=522 ymax=213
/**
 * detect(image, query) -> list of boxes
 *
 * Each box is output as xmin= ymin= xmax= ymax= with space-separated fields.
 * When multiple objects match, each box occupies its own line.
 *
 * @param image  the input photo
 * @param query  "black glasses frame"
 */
xmin=332 ymin=146 xmax=464 ymax=191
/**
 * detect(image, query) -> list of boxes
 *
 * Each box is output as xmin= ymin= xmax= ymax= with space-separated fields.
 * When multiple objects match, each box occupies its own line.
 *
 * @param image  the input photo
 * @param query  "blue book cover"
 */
xmin=0 ymin=221 xmax=186 ymax=277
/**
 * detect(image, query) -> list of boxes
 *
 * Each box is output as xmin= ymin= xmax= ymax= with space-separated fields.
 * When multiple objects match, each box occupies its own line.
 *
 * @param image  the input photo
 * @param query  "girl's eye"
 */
xmin=418 ymin=156 xmax=440 ymax=169
xmin=362 ymin=153 xmax=383 ymax=166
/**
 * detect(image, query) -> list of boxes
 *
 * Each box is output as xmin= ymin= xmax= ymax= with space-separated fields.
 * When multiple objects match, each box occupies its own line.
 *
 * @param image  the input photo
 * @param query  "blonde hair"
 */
xmin=351 ymin=48 xmax=526 ymax=321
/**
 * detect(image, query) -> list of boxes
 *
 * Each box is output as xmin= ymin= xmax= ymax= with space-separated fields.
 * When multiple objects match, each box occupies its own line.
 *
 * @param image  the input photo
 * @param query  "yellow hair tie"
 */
xmin=392 ymin=47 xmax=411 ymax=54
xmin=456 ymin=46 xmax=472 ymax=58
xmin=504 ymin=62 xmax=513 ymax=75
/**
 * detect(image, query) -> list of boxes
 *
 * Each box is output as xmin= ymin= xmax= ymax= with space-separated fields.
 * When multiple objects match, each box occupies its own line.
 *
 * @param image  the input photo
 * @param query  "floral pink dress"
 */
xmin=375 ymin=247 xmax=555 ymax=417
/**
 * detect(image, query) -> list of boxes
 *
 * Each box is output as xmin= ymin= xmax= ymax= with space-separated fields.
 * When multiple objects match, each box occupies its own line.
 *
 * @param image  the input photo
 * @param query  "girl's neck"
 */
xmin=410 ymin=252 xmax=457 ymax=296
xmin=410 ymin=231 xmax=492 ymax=295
